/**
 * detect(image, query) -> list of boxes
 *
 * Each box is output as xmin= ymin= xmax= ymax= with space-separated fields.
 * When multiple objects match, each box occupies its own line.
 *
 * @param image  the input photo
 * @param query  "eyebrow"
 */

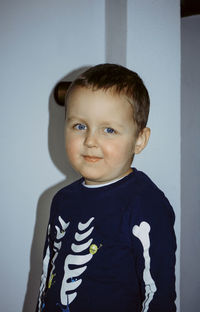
xmin=67 ymin=116 xmax=85 ymax=122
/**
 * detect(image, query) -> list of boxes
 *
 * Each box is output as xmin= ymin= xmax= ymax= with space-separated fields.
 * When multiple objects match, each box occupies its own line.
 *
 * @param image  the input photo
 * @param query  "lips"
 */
xmin=83 ymin=155 xmax=102 ymax=163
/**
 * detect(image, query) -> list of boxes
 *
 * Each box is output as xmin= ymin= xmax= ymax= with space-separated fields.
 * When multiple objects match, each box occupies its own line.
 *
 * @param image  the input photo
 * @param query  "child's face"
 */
xmin=65 ymin=87 xmax=140 ymax=185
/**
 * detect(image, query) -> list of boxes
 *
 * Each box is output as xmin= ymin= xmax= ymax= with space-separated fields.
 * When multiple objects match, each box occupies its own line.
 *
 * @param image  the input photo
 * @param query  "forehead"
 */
xmin=66 ymin=87 xmax=134 ymax=121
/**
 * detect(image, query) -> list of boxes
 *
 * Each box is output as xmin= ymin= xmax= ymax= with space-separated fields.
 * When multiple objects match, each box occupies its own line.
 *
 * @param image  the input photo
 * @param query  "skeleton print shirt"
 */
xmin=37 ymin=168 xmax=176 ymax=312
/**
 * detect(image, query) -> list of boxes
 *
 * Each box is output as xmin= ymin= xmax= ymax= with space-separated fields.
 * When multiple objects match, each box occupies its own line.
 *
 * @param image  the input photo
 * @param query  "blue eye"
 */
xmin=104 ymin=127 xmax=115 ymax=134
xmin=74 ymin=123 xmax=87 ymax=131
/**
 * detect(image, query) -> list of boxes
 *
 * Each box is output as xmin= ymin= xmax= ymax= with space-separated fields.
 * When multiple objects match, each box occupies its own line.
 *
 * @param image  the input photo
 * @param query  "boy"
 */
xmin=37 ymin=64 xmax=176 ymax=312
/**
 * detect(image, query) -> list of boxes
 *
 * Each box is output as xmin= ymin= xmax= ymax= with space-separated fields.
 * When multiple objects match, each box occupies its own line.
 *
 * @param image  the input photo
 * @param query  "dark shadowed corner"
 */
xmin=105 ymin=0 xmax=127 ymax=66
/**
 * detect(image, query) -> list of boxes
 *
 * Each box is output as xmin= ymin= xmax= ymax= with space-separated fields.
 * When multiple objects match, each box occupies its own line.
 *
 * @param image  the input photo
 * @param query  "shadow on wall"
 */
xmin=22 ymin=66 xmax=90 ymax=312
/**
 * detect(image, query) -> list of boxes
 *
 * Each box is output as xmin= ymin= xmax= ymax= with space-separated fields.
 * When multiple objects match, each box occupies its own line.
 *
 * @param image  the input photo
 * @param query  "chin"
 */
xmin=80 ymin=169 xmax=103 ymax=180
xmin=83 ymin=173 xmax=106 ymax=185
xmin=84 ymin=175 xmax=102 ymax=183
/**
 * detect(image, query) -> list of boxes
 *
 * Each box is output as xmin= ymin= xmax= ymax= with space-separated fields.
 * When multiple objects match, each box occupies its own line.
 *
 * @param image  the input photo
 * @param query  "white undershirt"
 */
xmin=82 ymin=175 xmax=127 ymax=188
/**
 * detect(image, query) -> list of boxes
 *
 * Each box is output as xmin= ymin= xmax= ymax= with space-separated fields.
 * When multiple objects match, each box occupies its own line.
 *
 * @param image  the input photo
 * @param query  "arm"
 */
xmin=131 ymin=195 xmax=177 ymax=311
xmin=35 ymin=196 xmax=57 ymax=312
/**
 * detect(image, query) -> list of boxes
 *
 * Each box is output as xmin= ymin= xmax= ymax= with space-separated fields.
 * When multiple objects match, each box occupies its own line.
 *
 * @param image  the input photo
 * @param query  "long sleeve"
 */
xmin=35 ymin=196 xmax=57 ymax=312
xmin=131 ymin=193 xmax=177 ymax=311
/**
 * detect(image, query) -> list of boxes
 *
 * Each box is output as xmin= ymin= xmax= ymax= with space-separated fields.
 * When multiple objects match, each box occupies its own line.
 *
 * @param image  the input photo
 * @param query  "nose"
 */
xmin=84 ymin=130 xmax=98 ymax=148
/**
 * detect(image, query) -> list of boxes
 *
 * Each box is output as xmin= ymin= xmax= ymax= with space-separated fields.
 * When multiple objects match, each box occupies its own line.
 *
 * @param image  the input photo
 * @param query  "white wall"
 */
xmin=0 ymin=1 xmax=105 ymax=311
xmin=0 ymin=1 xmax=180 ymax=311
xmin=181 ymin=15 xmax=200 ymax=311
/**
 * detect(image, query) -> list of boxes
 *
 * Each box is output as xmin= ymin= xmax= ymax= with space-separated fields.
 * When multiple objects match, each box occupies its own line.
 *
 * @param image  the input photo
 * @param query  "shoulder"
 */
xmin=51 ymin=178 xmax=83 ymax=214
xmin=129 ymin=170 xmax=176 ymax=250
xmin=48 ymin=178 xmax=83 ymax=220
xmin=132 ymin=168 xmax=164 ymax=197
xmin=130 ymin=168 xmax=175 ymax=223
xmin=52 ymin=177 xmax=84 ymax=202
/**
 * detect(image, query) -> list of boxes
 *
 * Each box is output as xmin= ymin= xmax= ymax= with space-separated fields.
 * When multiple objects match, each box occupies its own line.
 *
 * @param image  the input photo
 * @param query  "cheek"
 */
xmin=65 ymin=134 xmax=81 ymax=160
xmin=102 ymin=139 xmax=135 ymax=163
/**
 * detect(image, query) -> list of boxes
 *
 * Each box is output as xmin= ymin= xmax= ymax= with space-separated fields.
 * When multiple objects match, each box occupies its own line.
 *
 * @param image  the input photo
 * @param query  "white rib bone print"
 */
xmin=55 ymin=216 xmax=70 ymax=240
xmin=38 ymin=217 xmax=69 ymax=312
xmin=71 ymin=238 xmax=93 ymax=253
xmin=48 ymin=217 xmax=70 ymax=286
xmin=60 ymin=217 xmax=95 ymax=306
xmin=78 ymin=217 xmax=94 ymax=231
xmin=132 ymin=221 xmax=157 ymax=312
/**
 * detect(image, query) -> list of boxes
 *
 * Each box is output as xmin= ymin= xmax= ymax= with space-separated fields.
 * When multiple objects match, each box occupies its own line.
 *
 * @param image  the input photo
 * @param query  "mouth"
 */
xmin=83 ymin=155 xmax=103 ymax=163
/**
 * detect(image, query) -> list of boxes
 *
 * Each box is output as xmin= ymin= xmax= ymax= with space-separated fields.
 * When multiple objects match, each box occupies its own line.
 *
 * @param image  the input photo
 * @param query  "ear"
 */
xmin=134 ymin=127 xmax=151 ymax=154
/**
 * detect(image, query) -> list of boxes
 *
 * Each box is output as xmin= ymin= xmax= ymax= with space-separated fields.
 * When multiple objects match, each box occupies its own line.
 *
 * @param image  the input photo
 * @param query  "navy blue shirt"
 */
xmin=37 ymin=168 xmax=176 ymax=312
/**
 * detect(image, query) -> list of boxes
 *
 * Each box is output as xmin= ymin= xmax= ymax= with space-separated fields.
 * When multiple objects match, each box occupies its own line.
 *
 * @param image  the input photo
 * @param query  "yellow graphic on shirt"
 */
xmin=89 ymin=243 xmax=102 ymax=255
xmin=48 ymin=273 xmax=56 ymax=289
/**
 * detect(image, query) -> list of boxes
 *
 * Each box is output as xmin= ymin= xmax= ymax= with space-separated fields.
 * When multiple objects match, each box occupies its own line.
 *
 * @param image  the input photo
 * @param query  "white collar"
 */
xmin=82 ymin=175 xmax=127 ymax=188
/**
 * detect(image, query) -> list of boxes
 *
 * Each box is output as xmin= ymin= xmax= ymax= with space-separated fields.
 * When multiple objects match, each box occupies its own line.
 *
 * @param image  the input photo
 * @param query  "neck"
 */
xmin=84 ymin=168 xmax=133 ymax=186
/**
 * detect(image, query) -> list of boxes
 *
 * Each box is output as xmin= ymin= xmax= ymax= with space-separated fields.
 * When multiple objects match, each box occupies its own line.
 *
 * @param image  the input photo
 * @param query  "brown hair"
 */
xmin=66 ymin=63 xmax=150 ymax=133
